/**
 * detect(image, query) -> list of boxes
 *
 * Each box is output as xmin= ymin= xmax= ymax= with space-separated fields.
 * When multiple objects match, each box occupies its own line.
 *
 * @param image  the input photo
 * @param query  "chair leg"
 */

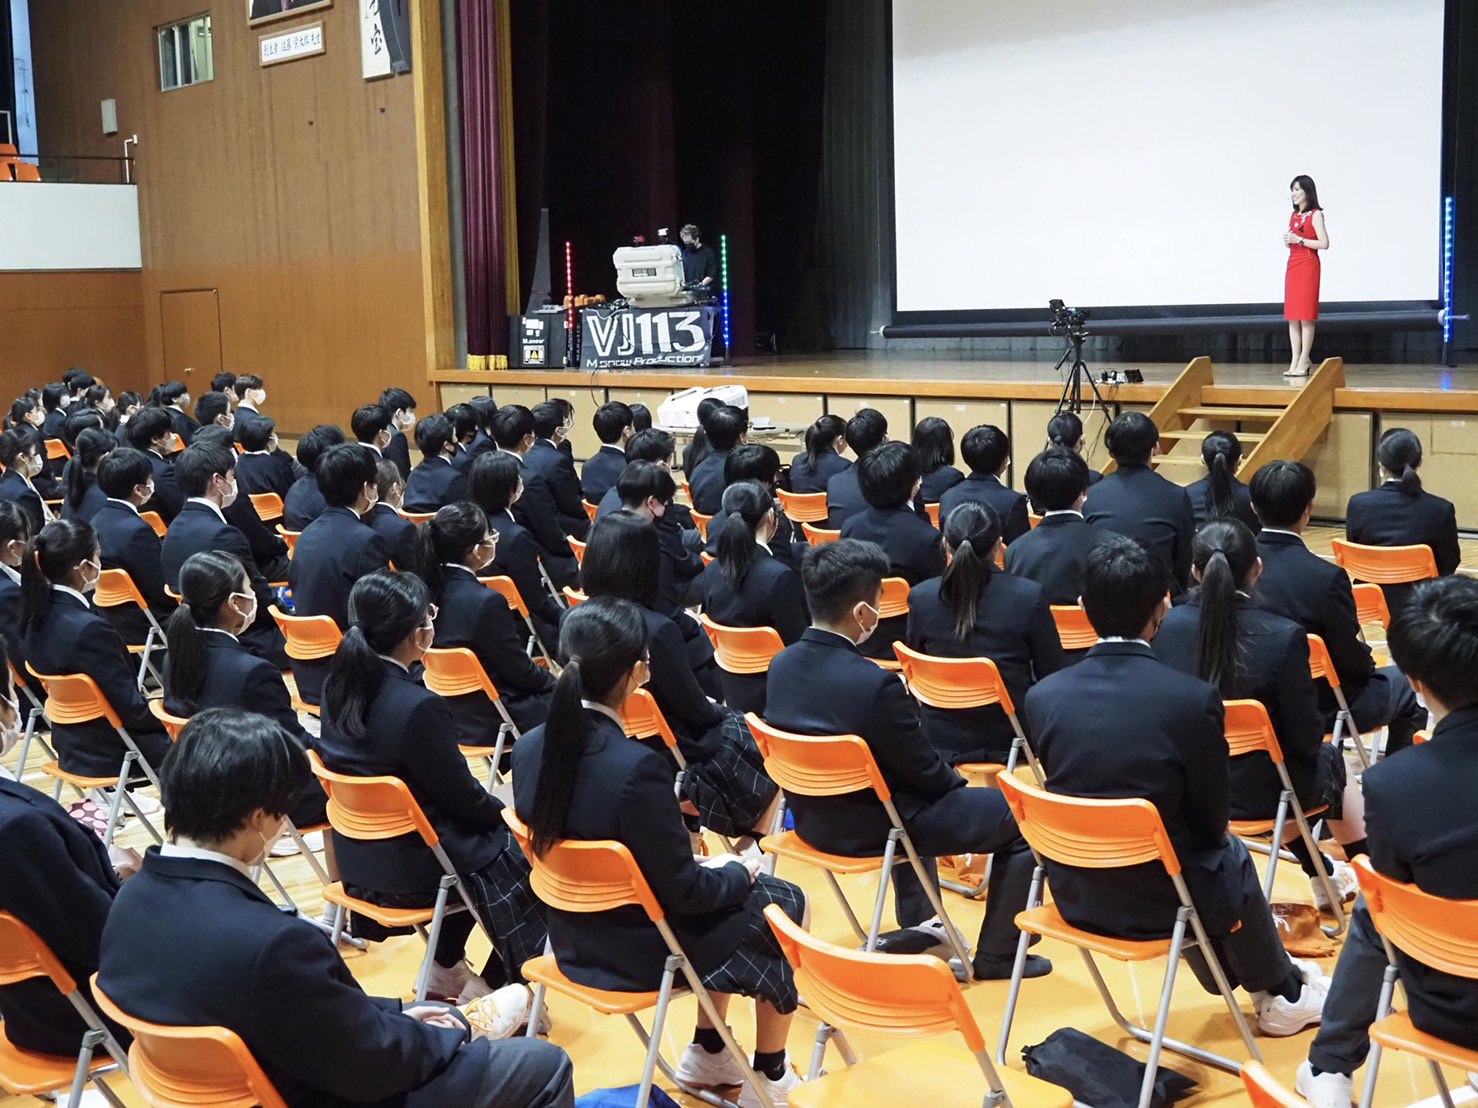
xmin=68 ymin=1026 xmax=107 ymax=1106
xmin=680 ymin=960 xmax=773 ymax=1108
xmin=100 ymin=759 xmax=133 ymax=846
xmin=806 ymin=1023 xmax=834 ymax=1081
xmin=286 ymin=823 xmax=332 ymax=886
xmin=116 ymin=788 xmax=163 ymax=845
xmin=1136 ymin=914 xmax=1189 ymax=1108
xmin=995 ymin=864 xmax=1046 ymax=1064
xmin=821 ymin=870 xmax=868 ymax=943
xmin=14 ymin=705 xmax=40 ymax=780
xmin=898 ymin=831 xmax=973 ymax=968
xmin=866 ymin=832 xmax=901 ymax=951
xmin=1358 ymin=964 xmax=1400 ymax=1108
xmin=628 ymin=959 xmax=680 ymax=1108
xmin=415 ymin=878 xmax=455 ymax=1003
xmin=1429 ymin=1060 xmax=1457 ymax=1108
xmin=1291 ymin=805 xmax=1346 ymax=935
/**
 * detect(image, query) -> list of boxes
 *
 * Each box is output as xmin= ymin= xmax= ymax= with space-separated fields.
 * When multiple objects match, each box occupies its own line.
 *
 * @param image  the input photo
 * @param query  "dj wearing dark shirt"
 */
xmin=680 ymin=223 xmax=720 ymax=288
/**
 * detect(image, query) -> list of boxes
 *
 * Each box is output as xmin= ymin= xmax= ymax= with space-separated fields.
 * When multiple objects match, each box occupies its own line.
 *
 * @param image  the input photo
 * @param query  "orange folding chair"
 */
xmin=764 ymin=906 xmax=1071 ymax=1107
xmin=924 ymin=502 xmax=941 ymax=528
xmin=616 ymin=689 xmax=708 ymax=826
xmin=308 ymin=751 xmax=489 ymax=1002
xmin=422 ymin=647 xmax=522 ymax=788
xmin=0 ymin=913 xmax=129 ymax=1106
xmin=248 ymin=492 xmax=284 ymax=522
xmin=269 ymin=606 xmax=342 ymax=716
xmin=44 ymin=438 xmax=71 ymax=462
xmin=745 ymin=713 xmax=972 ymax=966
xmin=1223 ymin=700 xmax=1345 ymax=934
xmin=91 ymin=977 xmax=287 ymax=1108
xmin=1307 ymin=633 xmax=1374 ymax=769
xmin=1027 ymin=511 xmax=1043 ymax=530
xmin=147 ymin=700 xmax=187 ymax=741
xmin=567 ymin=535 xmax=586 ymax=564
xmin=93 ymin=568 xmax=166 ymax=690
xmin=680 ymin=477 xmax=693 ymax=505
xmin=1330 ymin=538 xmax=1438 ymax=587
xmin=1049 ymin=605 xmax=1096 ymax=651
xmin=1351 ymin=582 xmax=1390 ymax=633
xmin=866 ymin=577 xmax=911 ymax=671
xmin=690 ymin=510 xmax=713 ymax=542
xmin=776 ymin=489 xmax=829 ymax=525
xmin=583 ymin=500 xmax=600 ymax=523
xmin=1239 ymin=1062 xmax=1307 ymax=1108
xmin=276 ymin=525 xmax=300 ymax=555
xmin=503 ymin=810 xmax=773 ymax=1108
xmin=562 ymin=585 xmax=587 ymax=606
xmin=398 ymin=509 xmax=435 ymax=524
xmin=1413 ymin=729 xmax=1430 ymax=744
xmin=802 ymin=523 xmax=841 ymax=546
xmin=139 ymin=510 xmax=167 ymax=539
xmin=481 ymin=574 xmax=557 ymax=666
xmin=698 ymin=614 xmax=784 ymax=677
xmin=12 ymin=163 xmax=40 ymax=183
xmin=9 ymin=658 xmax=56 ymax=785
xmin=994 ymin=774 xmax=1260 ymax=1106
xmin=25 ymin=666 xmax=164 ymax=847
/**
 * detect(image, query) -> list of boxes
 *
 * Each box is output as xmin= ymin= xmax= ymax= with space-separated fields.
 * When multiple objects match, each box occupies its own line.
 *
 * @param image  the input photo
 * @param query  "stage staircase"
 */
xmin=1130 ymin=355 xmax=1343 ymax=483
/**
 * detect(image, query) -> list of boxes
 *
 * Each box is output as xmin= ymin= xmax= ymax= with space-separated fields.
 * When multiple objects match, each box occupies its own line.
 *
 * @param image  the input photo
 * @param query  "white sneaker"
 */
xmin=1294 ymin=1060 xmax=1353 ymax=1108
xmin=55 ymin=1088 xmax=111 ymax=1108
xmin=462 ymin=984 xmax=532 ymax=1040
xmin=674 ymin=1042 xmax=747 ymax=1089
xmin=1311 ymin=860 xmax=1359 ymax=913
xmin=1468 ymin=1071 xmax=1478 ymax=1093
xmin=1255 ymin=960 xmax=1330 ymax=1036
xmin=271 ymin=829 xmax=325 ymax=857
xmin=424 ymin=959 xmax=491 ymax=1002
xmin=737 ymin=1059 xmax=804 ymax=1108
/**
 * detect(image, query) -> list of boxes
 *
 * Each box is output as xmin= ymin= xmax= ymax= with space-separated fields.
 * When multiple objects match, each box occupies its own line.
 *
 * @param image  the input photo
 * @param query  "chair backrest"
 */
xmin=1239 ymin=1062 xmax=1310 ymax=1108
xmin=775 ymin=489 xmax=828 ymax=524
xmin=0 ymin=143 xmax=16 ymax=157
xmin=140 ymin=510 xmax=168 ymax=538
xmin=1351 ymin=581 xmax=1390 ymax=630
xmin=801 ymin=522 xmax=840 ymax=546
xmin=44 ymin=438 xmax=71 ymax=461
xmin=924 ymin=502 xmax=941 ymax=528
xmin=306 ymin=750 xmax=439 ymax=848
xmin=1353 ymin=854 xmax=1478 ymax=980
xmin=1222 ymin=699 xmax=1285 ymax=765
xmin=878 ymin=576 xmax=909 ymax=620
xmin=996 ymin=773 xmax=1181 ymax=876
xmin=1414 ymin=729 xmax=1430 ymax=744
xmin=582 ymin=500 xmax=599 ymax=523
xmin=680 ymin=478 xmax=692 ymax=504
xmin=248 ymin=492 xmax=284 ymax=521
xmin=90 ymin=978 xmax=288 ymax=1108
xmin=690 ymin=510 xmax=712 ymax=541
xmin=94 ymin=567 xmax=148 ymax=612
xmin=149 ymin=699 xmax=189 ymax=741
xmin=698 ymin=613 xmax=784 ymax=676
xmin=0 ymin=911 xmax=77 ymax=993
xmin=765 ymin=904 xmax=983 ymax=1047
xmin=893 ymin=642 xmax=1013 ymax=712
xmin=25 ymin=666 xmax=120 ymax=728
xmin=13 ymin=162 xmax=40 ymax=183
xmin=1049 ymin=605 xmax=1097 ymax=651
xmin=1330 ymin=538 xmax=1437 ymax=586
xmin=563 ymin=585 xmax=587 ymax=606
xmin=745 ymin=713 xmax=891 ymax=802
xmin=422 ymin=646 xmax=499 ymax=702
xmin=0 ymin=162 xmax=11 ymax=182
xmin=619 ymin=688 xmax=679 ymax=752
xmin=1305 ymin=633 xmax=1341 ymax=690
xmin=567 ymin=535 xmax=586 ymax=563
xmin=268 ymin=605 xmax=342 ymax=661
xmin=276 ymin=525 xmax=300 ymax=552
xmin=481 ymin=574 xmax=529 ymax=618
xmin=1027 ymin=511 xmax=1043 ymax=530
xmin=399 ymin=510 xmax=435 ymax=524
xmin=503 ymin=809 xmax=665 ymax=922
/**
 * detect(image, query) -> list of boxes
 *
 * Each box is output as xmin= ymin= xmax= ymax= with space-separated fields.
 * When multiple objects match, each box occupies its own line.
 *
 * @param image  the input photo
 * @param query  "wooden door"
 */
xmin=159 ymin=289 xmax=222 ymax=384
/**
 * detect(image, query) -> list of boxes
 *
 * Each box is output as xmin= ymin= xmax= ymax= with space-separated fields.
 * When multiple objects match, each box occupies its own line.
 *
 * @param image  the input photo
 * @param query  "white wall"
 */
xmin=0 ymin=183 xmax=142 ymax=269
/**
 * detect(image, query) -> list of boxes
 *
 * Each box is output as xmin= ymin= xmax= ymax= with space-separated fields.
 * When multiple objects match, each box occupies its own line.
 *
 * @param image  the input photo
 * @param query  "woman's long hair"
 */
xmin=412 ymin=501 xmax=488 ymax=603
xmin=804 ymin=415 xmax=845 ymax=466
xmin=528 ymin=597 xmax=648 ymax=857
xmin=324 ymin=569 xmax=431 ymax=741
xmin=938 ymin=501 xmax=1002 ymax=642
xmin=166 ymin=551 xmax=247 ymax=713
xmin=1290 ymin=174 xmax=1321 ymax=212
xmin=582 ymin=512 xmax=660 ymax=609
xmin=911 ymin=417 xmax=955 ymax=474
xmin=0 ymin=502 xmax=34 ymax=556
xmin=65 ymin=428 xmax=114 ymax=512
xmin=716 ymin=480 xmax=772 ymax=588
xmin=1376 ymin=427 xmax=1423 ymax=497
xmin=1191 ymin=519 xmax=1258 ymax=696
xmin=1200 ymin=430 xmax=1243 ymax=522
xmin=19 ymin=519 xmax=96 ymax=637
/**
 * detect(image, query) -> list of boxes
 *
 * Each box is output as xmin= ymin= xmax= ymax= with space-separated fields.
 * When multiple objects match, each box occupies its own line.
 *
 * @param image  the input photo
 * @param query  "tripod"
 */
xmin=1051 ymin=327 xmax=1108 ymax=418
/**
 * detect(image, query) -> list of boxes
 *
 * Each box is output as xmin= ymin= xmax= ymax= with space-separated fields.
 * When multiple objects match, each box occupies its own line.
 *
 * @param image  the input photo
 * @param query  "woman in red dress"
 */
xmin=1284 ymin=174 xmax=1329 ymax=377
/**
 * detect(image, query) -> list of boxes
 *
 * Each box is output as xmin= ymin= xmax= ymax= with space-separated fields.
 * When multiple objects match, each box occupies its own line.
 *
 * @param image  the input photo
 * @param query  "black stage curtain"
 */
xmin=0 ymin=7 xmax=16 ymax=149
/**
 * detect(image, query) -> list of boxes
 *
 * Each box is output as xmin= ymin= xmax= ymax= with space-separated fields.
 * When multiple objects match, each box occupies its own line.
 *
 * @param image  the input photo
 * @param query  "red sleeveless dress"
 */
xmin=1284 ymin=208 xmax=1320 ymax=321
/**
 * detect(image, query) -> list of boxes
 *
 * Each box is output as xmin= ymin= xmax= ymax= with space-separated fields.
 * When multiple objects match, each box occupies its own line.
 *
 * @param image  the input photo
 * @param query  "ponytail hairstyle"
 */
xmin=1200 ymin=430 xmax=1243 ymax=522
xmin=412 ymin=501 xmax=489 ymax=603
xmin=166 ymin=551 xmax=248 ymax=713
xmin=65 ymin=428 xmax=114 ymax=511
xmin=18 ymin=519 xmax=97 ymax=637
xmin=324 ymin=569 xmax=431 ymax=741
xmin=804 ymin=414 xmax=846 ymax=465
xmin=911 ymin=416 xmax=956 ymax=474
xmin=717 ymin=480 xmax=773 ymax=588
xmin=938 ymin=501 xmax=1002 ymax=641
xmin=528 ymin=596 xmax=649 ymax=856
xmin=1376 ymin=427 xmax=1423 ymax=497
xmin=1189 ymin=519 xmax=1258 ymax=696
xmin=1046 ymin=411 xmax=1086 ymax=451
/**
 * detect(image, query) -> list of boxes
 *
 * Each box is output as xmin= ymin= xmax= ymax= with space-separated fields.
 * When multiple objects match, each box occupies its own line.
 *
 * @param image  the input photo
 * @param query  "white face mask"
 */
xmin=854 ymin=601 xmax=880 ymax=646
xmin=221 ymin=475 xmax=239 ymax=509
xmin=253 ymin=389 xmax=267 ymax=407
xmin=231 ymin=589 xmax=257 ymax=630
xmin=79 ymin=557 xmax=101 ymax=593
xmin=1415 ymin=690 xmax=1428 ymax=713
xmin=24 ymin=454 xmax=42 ymax=478
xmin=256 ymin=816 xmax=289 ymax=866
xmin=0 ymin=696 xmax=22 ymax=760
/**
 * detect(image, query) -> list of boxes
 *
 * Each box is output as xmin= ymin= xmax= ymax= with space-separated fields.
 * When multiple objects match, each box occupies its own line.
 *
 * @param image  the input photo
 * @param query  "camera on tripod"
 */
xmin=1048 ymin=298 xmax=1091 ymax=338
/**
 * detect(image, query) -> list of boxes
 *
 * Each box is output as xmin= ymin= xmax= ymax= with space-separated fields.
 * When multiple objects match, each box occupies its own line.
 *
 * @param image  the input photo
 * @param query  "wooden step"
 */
xmin=1158 ymin=429 xmax=1268 ymax=444
xmin=1176 ymin=406 xmax=1282 ymax=422
xmin=1150 ymin=455 xmax=1206 ymax=466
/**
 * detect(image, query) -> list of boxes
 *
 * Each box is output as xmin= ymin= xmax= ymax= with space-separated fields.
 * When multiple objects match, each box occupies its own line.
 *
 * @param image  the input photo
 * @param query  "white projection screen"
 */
xmin=891 ymin=0 xmax=1446 ymax=314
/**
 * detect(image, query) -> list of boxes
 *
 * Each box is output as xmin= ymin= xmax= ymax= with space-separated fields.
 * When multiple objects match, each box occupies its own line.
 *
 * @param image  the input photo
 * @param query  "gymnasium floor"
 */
xmin=3 ymin=526 xmax=1476 ymax=1107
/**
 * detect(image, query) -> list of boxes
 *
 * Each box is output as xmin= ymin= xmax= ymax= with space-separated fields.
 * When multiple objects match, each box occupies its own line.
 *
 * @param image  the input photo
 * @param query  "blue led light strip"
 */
xmin=719 ymin=233 xmax=732 ymax=356
xmin=1443 ymin=196 xmax=1454 ymax=344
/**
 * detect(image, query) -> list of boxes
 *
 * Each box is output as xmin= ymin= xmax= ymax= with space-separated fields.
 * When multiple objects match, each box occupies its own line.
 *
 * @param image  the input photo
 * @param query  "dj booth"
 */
xmin=578 ymin=304 xmax=717 ymax=369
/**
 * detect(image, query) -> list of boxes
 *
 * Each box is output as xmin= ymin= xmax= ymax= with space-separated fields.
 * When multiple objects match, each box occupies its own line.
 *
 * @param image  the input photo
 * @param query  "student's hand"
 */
xmin=404 ymin=1005 xmax=465 ymax=1029
xmin=109 ymin=844 xmax=144 ymax=880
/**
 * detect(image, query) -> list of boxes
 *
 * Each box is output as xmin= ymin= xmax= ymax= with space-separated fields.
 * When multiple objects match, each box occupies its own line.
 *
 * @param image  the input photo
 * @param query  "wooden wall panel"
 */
xmin=0 ymin=271 xmax=149 ymax=397
xmin=28 ymin=0 xmax=433 ymax=433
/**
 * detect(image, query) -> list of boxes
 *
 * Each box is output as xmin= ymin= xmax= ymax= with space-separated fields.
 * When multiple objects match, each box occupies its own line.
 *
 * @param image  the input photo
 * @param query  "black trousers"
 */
xmin=1345 ymin=665 xmax=1425 ymax=756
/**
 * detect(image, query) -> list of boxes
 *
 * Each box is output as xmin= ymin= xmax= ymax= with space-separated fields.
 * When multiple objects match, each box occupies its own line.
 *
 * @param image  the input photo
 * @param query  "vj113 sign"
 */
xmin=580 ymin=306 xmax=715 ymax=369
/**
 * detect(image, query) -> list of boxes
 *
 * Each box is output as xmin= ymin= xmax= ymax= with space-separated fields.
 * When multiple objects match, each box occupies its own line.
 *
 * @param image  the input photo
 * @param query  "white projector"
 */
xmin=613 ymin=244 xmax=691 ymax=308
xmin=657 ymin=385 xmax=750 ymax=431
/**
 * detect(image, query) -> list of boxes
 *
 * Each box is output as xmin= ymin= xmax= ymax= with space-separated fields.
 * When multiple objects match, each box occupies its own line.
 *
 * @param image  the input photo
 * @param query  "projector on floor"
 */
xmin=657 ymin=385 xmax=749 ymax=431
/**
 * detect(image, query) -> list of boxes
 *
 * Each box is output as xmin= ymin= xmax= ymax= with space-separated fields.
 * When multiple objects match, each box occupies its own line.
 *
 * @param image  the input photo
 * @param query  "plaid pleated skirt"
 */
xmin=683 ymin=707 xmax=780 ymax=837
xmin=698 ymin=873 xmax=806 ymax=1014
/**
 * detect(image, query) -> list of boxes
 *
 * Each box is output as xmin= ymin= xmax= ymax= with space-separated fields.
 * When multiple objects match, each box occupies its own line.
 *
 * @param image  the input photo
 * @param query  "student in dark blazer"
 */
xmin=527 ymin=401 xmax=589 ymax=539
xmin=1083 ymin=412 xmax=1196 ymax=593
xmin=156 ymin=382 xmax=199 ymax=448
xmin=514 ymin=597 xmax=808 ymax=1102
xmin=1046 ymin=410 xmax=1104 ymax=487
xmin=403 ymin=414 xmax=469 ymax=514
xmin=39 ymin=383 xmax=67 ymax=442
xmin=367 ymin=459 xmax=419 ymax=570
xmin=468 ymin=452 xmax=564 ymax=655
xmin=1004 ymin=446 xmax=1117 ymax=607
xmin=688 ymin=404 xmax=749 ymax=516
xmin=700 ymin=445 xmax=806 ymax=575
xmin=445 ymin=403 xmax=479 ymax=475
xmin=912 ymin=416 xmax=965 ymax=504
xmin=938 ymin=424 xmax=1031 ymax=544
xmin=489 ymin=405 xmax=578 ymax=588
xmin=906 ymin=502 xmax=1064 ymax=765
xmin=1298 ymin=576 xmax=1478 ymax=1102
xmin=764 ymin=539 xmax=1045 ymax=980
xmin=1025 ymin=535 xmax=1329 ymax=1032
xmin=0 ymin=429 xmax=49 ymax=531
xmin=125 ymin=408 xmax=185 ymax=523
xmin=192 ymin=424 xmax=292 ymax=583
xmin=92 ymin=449 xmax=175 ymax=646
xmin=581 ymin=513 xmax=778 ymax=839
xmin=1344 ymin=427 xmax=1461 ymax=610
xmin=1153 ymin=520 xmax=1364 ymax=909
xmin=593 ymin=428 xmax=698 ymax=533
xmin=160 ymin=442 xmax=287 ymax=668
xmin=19 ymin=519 xmax=172 ymax=778
xmin=98 ymin=707 xmax=574 ymax=1108
xmin=1185 ymin=431 xmax=1260 ymax=533
xmin=234 ymin=414 xmax=295 ymax=499
xmin=282 ymin=424 xmax=344 ymax=531
xmin=616 ymin=462 xmax=707 ymax=624
xmin=824 ymin=408 xmax=889 ymax=529
xmin=465 ymin=396 xmax=500 ymax=467
xmin=379 ymin=387 xmax=418 ymax=479
xmin=789 ymin=414 xmax=850 ymax=494
xmin=1249 ymin=460 xmax=1425 ymax=756
xmin=162 ymin=551 xmax=326 ymax=828
xmin=580 ymin=401 xmax=633 ymax=503
xmin=698 ymin=480 xmax=809 ymax=713
xmin=413 ymin=504 xmax=555 ymax=740
xmin=839 ymin=442 xmax=945 ymax=658
xmin=0 ymin=505 xmax=38 ymax=699
xmin=59 ymin=427 xmax=111 ymax=524
xmin=317 ymin=571 xmax=547 ymax=997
